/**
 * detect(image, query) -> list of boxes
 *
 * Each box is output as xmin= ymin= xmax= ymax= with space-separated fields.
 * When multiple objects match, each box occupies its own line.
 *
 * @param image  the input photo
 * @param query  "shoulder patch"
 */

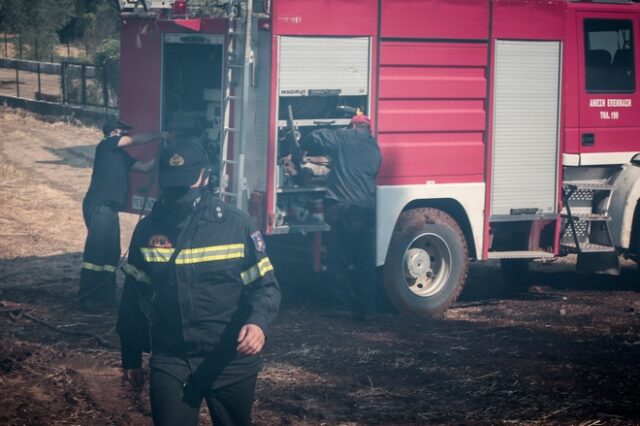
xmin=250 ymin=231 xmax=266 ymax=252
xmin=148 ymin=234 xmax=173 ymax=248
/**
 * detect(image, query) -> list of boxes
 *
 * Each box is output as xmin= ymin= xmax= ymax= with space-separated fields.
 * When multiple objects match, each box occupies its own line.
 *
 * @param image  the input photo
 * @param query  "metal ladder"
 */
xmin=561 ymin=180 xmax=620 ymax=273
xmin=218 ymin=0 xmax=253 ymax=209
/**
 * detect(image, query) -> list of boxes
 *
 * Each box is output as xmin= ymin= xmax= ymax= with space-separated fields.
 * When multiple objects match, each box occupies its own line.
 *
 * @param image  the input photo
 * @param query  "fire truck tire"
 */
xmin=383 ymin=208 xmax=469 ymax=316
xmin=632 ymin=201 xmax=640 ymax=268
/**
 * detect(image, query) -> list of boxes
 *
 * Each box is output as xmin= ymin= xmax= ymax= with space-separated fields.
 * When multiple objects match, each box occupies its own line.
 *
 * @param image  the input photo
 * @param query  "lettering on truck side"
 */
xmin=589 ymin=98 xmax=632 ymax=120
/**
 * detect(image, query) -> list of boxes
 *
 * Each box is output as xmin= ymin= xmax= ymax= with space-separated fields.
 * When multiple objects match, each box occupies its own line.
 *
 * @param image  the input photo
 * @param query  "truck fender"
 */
xmin=608 ymin=162 xmax=640 ymax=250
xmin=376 ymin=183 xmax=485 ymax=267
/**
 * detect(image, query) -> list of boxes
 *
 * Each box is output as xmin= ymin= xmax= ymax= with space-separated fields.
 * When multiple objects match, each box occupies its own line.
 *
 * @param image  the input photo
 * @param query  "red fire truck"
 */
xmin=117 ymin=0 xmax=640 ymax=315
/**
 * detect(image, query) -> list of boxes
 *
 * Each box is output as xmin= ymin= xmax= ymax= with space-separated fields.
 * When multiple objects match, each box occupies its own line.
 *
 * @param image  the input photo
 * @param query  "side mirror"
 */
xmin=632 ymin=153 xmax=640 ymax=166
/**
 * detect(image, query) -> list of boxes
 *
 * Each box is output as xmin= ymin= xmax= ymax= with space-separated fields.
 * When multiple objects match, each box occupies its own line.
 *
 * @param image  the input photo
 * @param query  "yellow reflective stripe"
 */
xmin=241 ymin=266 xmax=259 ymax=285
xmin=122 ymin=263 xmax=151 ymax=285
xmin=257 ymin=257 xmax=274 ymax=276
xmin=176 ymin=244 xmax=245 ymax=265
xmin=140 ymin=247 xmax=174 ymax=263
xmin=82 ymin=262 xmax=117 ymax=272
xmin=140 ymin=244 xmax=245 ymax=264
xmin=241 ymin=257 xmax=274 ymax=285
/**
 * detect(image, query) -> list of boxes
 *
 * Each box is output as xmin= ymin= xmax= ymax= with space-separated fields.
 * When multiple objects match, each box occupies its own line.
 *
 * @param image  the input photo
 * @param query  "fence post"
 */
xmin=18 ymin=35 xmax=22 ymax=59
xmin=102 ymin=66 xmax=109 ymax=111
xmin=81 ymin=64 xmax=87 ymax=106
xmin=3 ymin=32 xmax=7 ymax=58
xmin=37 ymin=62 xmax=42 ymax=98
xmin=61 ymin=63 xmax=66 ymax=104
xmin=15 ymin=61 xmax=19 ymax=98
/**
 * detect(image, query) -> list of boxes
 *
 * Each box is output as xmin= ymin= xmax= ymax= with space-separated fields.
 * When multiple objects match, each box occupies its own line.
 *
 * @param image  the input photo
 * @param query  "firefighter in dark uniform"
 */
xmin=79 ymin=118 xmax=161 ymax=309
xmin=116 ymin=140 xmax=281 ymax=426
xmin=302 ymin=113 xmax=381 ymax=321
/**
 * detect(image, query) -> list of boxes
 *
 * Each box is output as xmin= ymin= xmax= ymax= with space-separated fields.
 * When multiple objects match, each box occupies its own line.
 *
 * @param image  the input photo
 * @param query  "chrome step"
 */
xmin=561 ymin=178 xmax=618 ymax=273
xmin=563 ymin=180 xmax=613 ymax=191
xmin=487 ymin=251 xmax=555 ymax=260
xmin=561 ymin=213 xmax=610 ymax=221
xmin=560 ymin=241 xmax=616 ymax=253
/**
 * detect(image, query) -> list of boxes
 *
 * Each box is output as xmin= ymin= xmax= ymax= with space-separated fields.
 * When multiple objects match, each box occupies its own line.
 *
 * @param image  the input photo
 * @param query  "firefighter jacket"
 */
xmin=116 ymin=189 xmax=281 ymax=375
xmin=84 ymin=135 xmax=136 ymax=210
xmin=303 ymin=127 xmax=381 ymax=210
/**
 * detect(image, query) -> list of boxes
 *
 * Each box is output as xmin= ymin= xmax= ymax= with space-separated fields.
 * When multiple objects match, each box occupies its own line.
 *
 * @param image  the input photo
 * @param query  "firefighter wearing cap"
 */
xmin=79 ymin=118 xmax=162 ymax=309
xmin=302 ymin=113 xmax=381 ymax=321
xmin=116 ymin=140 xmax=280 ymax=426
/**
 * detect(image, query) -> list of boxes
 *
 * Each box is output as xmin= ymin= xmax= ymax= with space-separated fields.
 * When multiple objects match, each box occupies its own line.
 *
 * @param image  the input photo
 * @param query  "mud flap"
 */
xmin=577 ymin=251 xmax=620 ymax=275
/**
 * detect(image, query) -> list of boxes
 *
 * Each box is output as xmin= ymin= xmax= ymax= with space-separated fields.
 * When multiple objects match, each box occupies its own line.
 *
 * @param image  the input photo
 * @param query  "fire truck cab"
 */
xmin=117 ymin=0 xmax=640 ymax=316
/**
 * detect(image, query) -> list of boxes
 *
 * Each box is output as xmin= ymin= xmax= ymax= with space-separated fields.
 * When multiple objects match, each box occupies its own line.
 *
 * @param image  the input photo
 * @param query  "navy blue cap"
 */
xmin=159 ymin=141 xmax=208 ymax=188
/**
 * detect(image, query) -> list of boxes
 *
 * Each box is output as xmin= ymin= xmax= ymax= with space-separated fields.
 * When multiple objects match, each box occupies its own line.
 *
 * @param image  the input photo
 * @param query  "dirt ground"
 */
xmin=1 ymin=107 xmax=640 ymax=425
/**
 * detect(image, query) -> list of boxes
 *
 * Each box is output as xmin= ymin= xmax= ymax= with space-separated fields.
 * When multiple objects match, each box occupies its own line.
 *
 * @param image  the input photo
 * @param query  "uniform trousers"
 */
xmin=79 ymin=201 xmax=120 ymax=303
xmin=326 ymin=201 xmax=376 ymax=317
xmin=149 ymin=355 xmax=257 ymax=426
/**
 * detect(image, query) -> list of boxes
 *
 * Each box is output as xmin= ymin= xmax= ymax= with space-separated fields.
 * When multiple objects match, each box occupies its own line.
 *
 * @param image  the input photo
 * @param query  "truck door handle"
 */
xmin=582 ymin=133 xmax=595 ymax=147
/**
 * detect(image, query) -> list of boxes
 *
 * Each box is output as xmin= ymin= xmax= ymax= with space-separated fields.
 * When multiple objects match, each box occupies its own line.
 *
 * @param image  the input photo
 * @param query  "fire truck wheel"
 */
xmin=383 ymin=208 xmax=469 ymax=316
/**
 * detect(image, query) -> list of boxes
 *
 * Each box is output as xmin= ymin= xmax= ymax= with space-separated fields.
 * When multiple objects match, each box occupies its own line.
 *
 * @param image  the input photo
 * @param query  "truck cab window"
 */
xmin=584 ymin=19 xmax=635 ymax=93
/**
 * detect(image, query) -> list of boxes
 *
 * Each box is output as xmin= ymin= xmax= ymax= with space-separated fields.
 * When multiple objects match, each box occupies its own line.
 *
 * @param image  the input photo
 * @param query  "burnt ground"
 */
xmin=1 ymin=107 xmax=640 ymax=425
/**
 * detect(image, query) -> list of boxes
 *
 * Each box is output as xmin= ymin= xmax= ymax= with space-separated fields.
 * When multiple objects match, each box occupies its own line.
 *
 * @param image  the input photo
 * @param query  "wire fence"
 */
xmin=0 ymin=58 xmax=117 ymax=111
xmin=1 ymin=32 xmax=117 ymax=111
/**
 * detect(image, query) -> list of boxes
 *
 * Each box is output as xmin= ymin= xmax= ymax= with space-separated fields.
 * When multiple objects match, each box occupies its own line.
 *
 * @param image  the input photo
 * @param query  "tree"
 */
xmin=0 ymin=0 xmax=75 ymax=60
xmin=59 ymin=0 xmax=120 ymax=57
xmin=82 ymin=0 xmax=120 ymax=55
xmin=93 ymin=37 xmax=120 ymax=106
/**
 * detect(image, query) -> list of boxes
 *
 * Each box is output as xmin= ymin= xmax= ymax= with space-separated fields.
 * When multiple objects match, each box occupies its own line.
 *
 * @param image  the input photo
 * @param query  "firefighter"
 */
xmin=79 ymin=118 xmax=161 ymax=310
xmin=117 ymin=140 xmax=281 ymax=426
xmin=302 ymin=113 xmax=381 ymax=321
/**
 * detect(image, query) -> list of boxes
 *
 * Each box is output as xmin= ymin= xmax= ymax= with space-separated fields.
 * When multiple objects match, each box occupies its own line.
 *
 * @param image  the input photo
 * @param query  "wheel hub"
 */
xmin=402 ymin=233 xmax=451 ymax=298
xmin=405 ymin=248 xmax=431 ymax=279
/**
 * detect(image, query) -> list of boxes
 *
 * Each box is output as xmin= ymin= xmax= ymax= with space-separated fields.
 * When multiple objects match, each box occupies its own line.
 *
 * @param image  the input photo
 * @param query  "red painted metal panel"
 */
xmin=120 ymin=19 xmax=162 ymax=133
xmin=379 ymin=100 xmax=486 ymax=132
xmin=273 ymin=0 xmax=377 ymax=36
xmin=173 ymin=18 xmax=202 ymax=32
xmin=377 ymin=133 xmax=485 ymax=184
xmin=380 ymin=67 xmax=486 ymax=99
xmin=492 ymin=0 xmax=566 ymax=40
xmin=120 ymin=18 xmax=164 ymax=212
xmin=380 ymin=42 xmax=487 ymax=67
xmin=377 ymin=39 xmax=487 ymax=187
xmin=563 ymin=128 xmax=581 ymax=154
xmin=199 ymin=18 xmax=228 ymax=33
xmin=562 ymin=9 xmax=580 ymax=135
xmin=381 ymin=0 xmax=489 ymax=40
xmin=574 ymin=127 xmax=640 ymax=154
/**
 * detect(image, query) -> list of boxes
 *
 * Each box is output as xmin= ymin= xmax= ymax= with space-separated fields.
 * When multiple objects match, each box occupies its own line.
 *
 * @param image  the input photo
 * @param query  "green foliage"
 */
xmin=80 ymin=1 xmax=120 ymax=55
xmin=0 ymin=0 xmax=75 ymax=60
xmin=93 ymin=38 xmax=120 ymax=105
xmin=1 ymin=0 xmax=120 ymax=61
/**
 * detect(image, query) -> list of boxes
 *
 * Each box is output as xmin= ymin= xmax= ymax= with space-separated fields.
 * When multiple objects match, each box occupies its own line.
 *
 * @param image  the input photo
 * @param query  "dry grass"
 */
xmin=0 ymin=161 xmax=24 ymax=185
